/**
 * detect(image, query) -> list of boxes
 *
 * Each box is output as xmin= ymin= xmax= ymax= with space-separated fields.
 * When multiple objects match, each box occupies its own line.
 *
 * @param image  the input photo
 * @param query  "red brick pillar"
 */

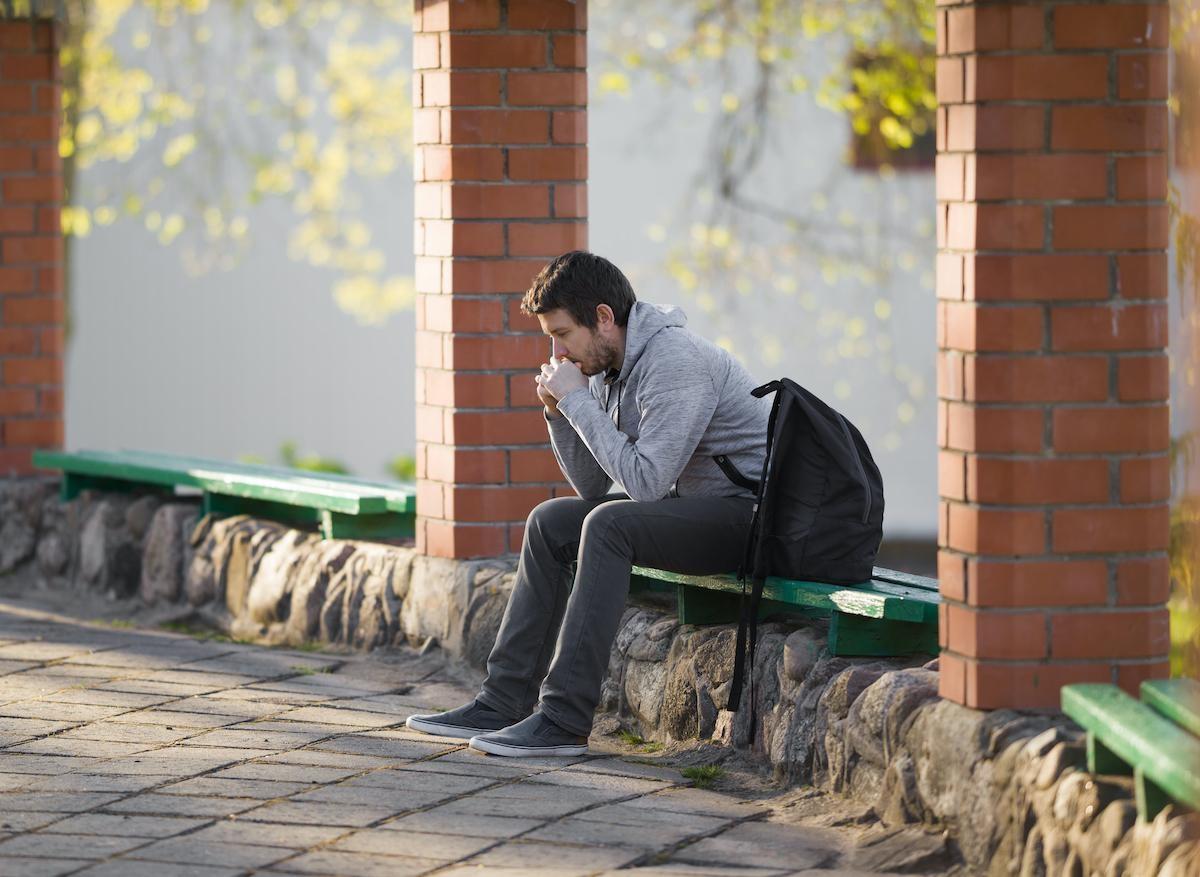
xmin=935 ymin=1 xmax=1171 ymax=708
xmin=413 ymin=0 xmax=585 ymax=559
xmin=0 ymin=17 xmax=63 ymax=476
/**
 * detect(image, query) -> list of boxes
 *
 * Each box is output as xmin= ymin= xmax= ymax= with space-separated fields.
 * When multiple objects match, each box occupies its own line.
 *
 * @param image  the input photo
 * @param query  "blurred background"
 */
xmin=59 ymin=1 xmax=1197 ymax=651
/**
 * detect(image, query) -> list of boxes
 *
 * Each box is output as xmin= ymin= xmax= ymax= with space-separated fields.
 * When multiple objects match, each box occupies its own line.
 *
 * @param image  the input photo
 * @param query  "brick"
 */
xmin=1116 ymin=661 xmax=1170 ymax=696
xmin=946 ymin=605 xmax=1046 ymax=660
xmin=1054 ymin=4 xmax=1170 ymax=49
xmin=413 ymin=108 xmax=442 ymax=144
xmin=506 ymin=297 xmax=543 ymax=333
xmin=946 ymin=4 xmax=1044 ymax=52
xmin=1051 ymin=106 xmax=1168 ymax=152
xmin=0 ymin=447 xmax=34 ymax=475
xmin=3 ymin=417 xmax=62 ymax=446
xmin=508 ymin=221 xmax=586 ymax=256
xmin=936 ymin=253 xmax=964 ymax=300
xmin=449 ymin=184 xmax=550 ymax=219
xmin=2 ymin=356 xmax=62 ymax=385
xmin=39 ymin=326 xmax=63 ymax=356
xmin=0 ymin=206 xmax=35 ymax=234
xmin=39 ymin=386 xmax=63 ymax=414
xmin=508 ymin=72 xmax=586 ymax=106
xmin=414 ymin=33 xmax=440 ymax=68
xmin=445 ymin=109 xmax=549 ymax=145
xmin=448 ymin=410 xmax=551 ymax=445
xmin=936 ymin=350 xmax=964 ymax=400
xmin=971 ymin=55 xmax=1108 ymax=101
xmin=35 ymin=84 xmax=58 ymax=112
xmin=967 ymin=457 xmax=1109 ymax=505
xmin=420 ymin=71 xmax=502 ymax=107
xmin=946 ymin=504 xmax=1046 ymax=555
xmin=1 ymin=236 xmax=61 ymax=264
xmin=0 ymin=267 xmax=35 ymax=294
xmin=36 ymin=205 xmax=59 ymax=234
xmin=1116 ymin=556 xmax=1171 ymax=606
xmin=0 ymin=388 xmax=37 ymax=415
xmin=552 ymin=34 xmax=586 ymax=68
xmin=1052 ymin=505 xmax=1170 ymax=553
xmin=420 ymin=220 xmax=505 ymax=257
xmin=415 ymin=405 xmax=445 ymax=444
xmin=419 ymin=146 xmax=505 ymax=182
xmin=947 ymin=105 xmax=1044 ymax=152
xmin=0 ymin=146 xmax=34 ymax=171
xmin=423 ymin=297 xmax=505 ymax=333
xmin=425 ymin=370 xmax=508 ymax=408
xmin=1116 ymin=253 xmax=1167 ymax=300
xmin=1050 ymin=303 xmax=1167 ymax=352
xmin=421 ymin=519 xmax=508 ymax=560
xmin=509 ymin=448 xmax=564 ymax=482
xmin=413 ymin=182 xmax=445 ymax=219
xmin=0 ymin=83 xmax=33 ymax=112
xmin=935 ymin=154 xmax=964 ymax=202
xmin=444 ymin=259 xmax=545 ymax=294
xmin=2 ymin=297 xmax=62 ymax=326
xmin=509 ymin=372 xmax=543 ymax=408
xmin=962 ymin=659 xmax=1110 ymax=710
xmin=33 ymin=144 xmax=59 ymax=173
xmin=936 ymin=57 xmax=964 ymax=104
xmin=1117 ymin=354 xmax=1169 ymax=401
xmin=508 ymin=147 xmax=586 ymax=180
xmin=1119 ymin=455 xmax=1171 ymax=503
xmin=938 ymin=550 xmax=966 ymax=602
xmin=1052 ymin=405 xmax=1169 ymax=453
xmin=0 ymin=55 xmax=53 ymax=81
xmin=947 ymin=203 xmax=1043 ymax=251
xmin=968 ymin=559 xmax=1109 ymax=608
xmin=938 ymin=450 xmax=966 ymax=501
xmin=553 ymin=183 xmax=586 ymax=218
xmin=1115 ymin=155 xmax=1167 ymax=201
xmin=416 ymin=479 xmax=446 ymax=520
xmin=972 ymin=154 xmax=1107 ymax=201
xmin=425 ymin=446 xmax=506 ymax=484
xmin=1051 ymin=609 xmax=1169 ymax=659
xmin=1053 ymin=205 xmax=1168 ymax=251
xmin=946 ymin=404 xmax=1044 ymax=453
xmin=942 ymin=303 xmax=1043 ymax=352
xmin=0 ymin=113 xmax=55 ymax=144
xmin=446 ymin=485 xmax=554 ymax=522
xmin=937 ymin=651 xmax=966 ymax=704
xmin=965 ymin=355 xmax=1108 ymax=403
xmin=1117 ymin=53 xmax=1168 ymax=100
xmin=446 ymin=334 xmax=548 ymax=370
xmin=508 ymin=0 xmax=587 ymax=29
xmin=1 ymin=176 xmax=60 ymax=202
xmin=442 ymin=34 xmax=547 ymax=69
xmin=36 ymin=265 xmax=61 ymax=294
xmin=420 ymin=0 xmax=501 ymax=30
xmin=0 ymin=328 xmax=37 ymax=355
xmin=551 ymin=110 xmax=586 ymax=144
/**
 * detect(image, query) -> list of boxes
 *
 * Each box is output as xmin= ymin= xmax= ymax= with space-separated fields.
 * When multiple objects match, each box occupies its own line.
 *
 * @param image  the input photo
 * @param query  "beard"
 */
xmin=575 ymin=332 xmax=619 ymax=377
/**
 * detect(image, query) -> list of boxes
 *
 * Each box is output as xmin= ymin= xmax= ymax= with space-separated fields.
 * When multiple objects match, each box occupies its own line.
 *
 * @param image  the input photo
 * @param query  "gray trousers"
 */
xmin=476 ymin=493 xmax=755 ymax=736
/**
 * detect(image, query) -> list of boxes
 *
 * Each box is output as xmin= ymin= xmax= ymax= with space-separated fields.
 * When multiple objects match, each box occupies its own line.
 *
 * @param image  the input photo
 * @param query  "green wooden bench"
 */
xmin=629 ymin=566 xmax=940 ymax=658
xmin=1061 ymin=679 xmax=1200 ymax=820
xmin=32 ymin=449 xmax=416 ymax=541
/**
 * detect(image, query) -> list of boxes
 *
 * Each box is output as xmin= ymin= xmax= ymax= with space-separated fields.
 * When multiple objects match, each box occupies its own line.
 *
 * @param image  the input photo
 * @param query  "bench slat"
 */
xmin=871 ymin=568 xmax=939 ymax=593
xmin=1061 ymin=683 xmax=1200 ymax=815
xmin=1141 ymin=679 xmax=1200 ymax=738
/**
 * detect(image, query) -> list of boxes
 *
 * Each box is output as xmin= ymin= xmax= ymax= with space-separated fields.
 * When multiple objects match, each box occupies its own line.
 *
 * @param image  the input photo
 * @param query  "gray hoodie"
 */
xmin=549 ymin=302 xmax=772 ymax=502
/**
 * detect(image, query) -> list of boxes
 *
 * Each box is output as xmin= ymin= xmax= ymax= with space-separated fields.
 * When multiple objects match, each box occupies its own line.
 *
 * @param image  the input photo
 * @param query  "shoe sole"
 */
xmin=467 ymin=735 xmax=588 ymax=758
xmin=405 ymin=715 xmax=498 ymax=739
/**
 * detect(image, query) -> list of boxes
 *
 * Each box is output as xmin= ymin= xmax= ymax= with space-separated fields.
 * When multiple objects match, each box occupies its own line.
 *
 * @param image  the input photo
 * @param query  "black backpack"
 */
xmin=717 ymin=378 xmax=886 ymax=713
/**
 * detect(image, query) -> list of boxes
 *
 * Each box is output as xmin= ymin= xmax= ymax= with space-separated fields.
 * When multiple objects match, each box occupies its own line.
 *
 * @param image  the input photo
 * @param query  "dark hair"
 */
xmin=521 ymin=251 xmax=636 ymax=329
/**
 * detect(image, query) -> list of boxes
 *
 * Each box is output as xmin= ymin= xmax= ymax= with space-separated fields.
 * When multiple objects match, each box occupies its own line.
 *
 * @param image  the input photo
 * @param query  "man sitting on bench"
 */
xmin=407 ymin=250 xmax=771 ymax=756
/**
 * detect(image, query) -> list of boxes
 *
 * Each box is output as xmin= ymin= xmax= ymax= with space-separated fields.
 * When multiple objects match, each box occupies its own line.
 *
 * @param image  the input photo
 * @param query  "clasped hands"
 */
xmin=535 ymin=357 xmax=587 ymax=416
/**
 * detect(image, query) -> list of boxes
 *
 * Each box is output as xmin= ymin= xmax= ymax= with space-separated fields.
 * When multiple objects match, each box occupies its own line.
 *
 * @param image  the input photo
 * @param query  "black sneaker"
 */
xmin=468 ymin=712 xmax=588 ymax=757
xmin=405 ymin=699 xmax=520 ymax=739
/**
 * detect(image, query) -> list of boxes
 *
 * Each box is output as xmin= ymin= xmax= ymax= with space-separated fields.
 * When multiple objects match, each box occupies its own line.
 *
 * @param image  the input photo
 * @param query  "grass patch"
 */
xmin=618 ymin=730 xmax=664 ymax=753
xmin=158 ymin=620 xmax=250 ymax=645
xmin=100 ymin=619 xmax=135 ymax=629
xmin=290 ymin=641 xmax=326 ymax=653
xmin=681 ymin=765 xmax=724 ymax=789
xmin=289 ymin=664 xmax=334 ymax=676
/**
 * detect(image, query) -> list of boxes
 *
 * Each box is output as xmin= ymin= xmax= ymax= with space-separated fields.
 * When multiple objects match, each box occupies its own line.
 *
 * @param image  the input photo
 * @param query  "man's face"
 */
xmin=538 ymin=308 xmax=617 ymax=377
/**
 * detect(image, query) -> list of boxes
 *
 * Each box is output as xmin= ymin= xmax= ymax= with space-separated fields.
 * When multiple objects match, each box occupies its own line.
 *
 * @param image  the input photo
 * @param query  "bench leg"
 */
xmin=62 ymin=473 xmax=161 ymax=501
xmin=202 ymin=493 xmax=320 ymax=528
xmin=676 ymin=585 xmax=742 ymax=625
xmin=1135 ymin=766 xmax=1171 ymax=822
xmin=320 ymin=511 xmax=415 ymax=541
xmin=828 ymin=613 xmax=939 ymax=657
xmin=1087 ymin=732 xmax=1132 ymax=776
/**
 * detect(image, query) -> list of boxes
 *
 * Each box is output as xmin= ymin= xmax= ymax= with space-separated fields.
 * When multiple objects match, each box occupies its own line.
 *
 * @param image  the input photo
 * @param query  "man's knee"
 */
xmin=524 ymin=496 xmax=590 ymax=547
xmin=579 ymin=500 xmax=635 ymax=547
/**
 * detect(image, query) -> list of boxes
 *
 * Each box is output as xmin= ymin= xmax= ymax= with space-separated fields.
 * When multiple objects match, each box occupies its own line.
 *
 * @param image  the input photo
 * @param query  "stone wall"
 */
xmin=1 ymin=477 xmax=1196 ymax=875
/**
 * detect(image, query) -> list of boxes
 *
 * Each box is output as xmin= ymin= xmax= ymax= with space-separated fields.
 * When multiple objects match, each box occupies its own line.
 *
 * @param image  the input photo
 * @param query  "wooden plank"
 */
xmin=871 ymin=567 xmax=940 ymax=593
xmin=1141 ymin=679 xmax=1200 ymax=738
xmin=1062 ymin=683 xmax=1200 ymax=814
xmin=320 ymin=510 xmax=415 ymax=541
xmin=630 ymin=566 xmax=932 ymax=623
xmin=121 ymin=449 xmax=417 ymax=513
xmin=203 ymin=494 xmax=321 ymax=528
xmin=828 ymin=612 xmax=939 ymax=657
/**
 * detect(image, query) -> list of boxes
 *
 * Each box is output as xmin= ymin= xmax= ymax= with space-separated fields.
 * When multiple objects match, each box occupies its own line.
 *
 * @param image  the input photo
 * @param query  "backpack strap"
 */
xmin=726 ymin=381 xmax=784 ymax=716
xmin=713 ymin=455 xmax=759 ymax=493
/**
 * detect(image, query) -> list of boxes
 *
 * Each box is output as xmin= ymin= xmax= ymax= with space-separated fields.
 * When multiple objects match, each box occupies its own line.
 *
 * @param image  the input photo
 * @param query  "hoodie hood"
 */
xmin=615 ymin=301 xmax=687 ymax=382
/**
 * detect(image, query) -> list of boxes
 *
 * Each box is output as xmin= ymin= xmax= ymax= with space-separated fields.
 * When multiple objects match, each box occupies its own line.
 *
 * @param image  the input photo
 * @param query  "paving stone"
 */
xmin=206 ymin=688 xmax=331 ymax=706
xmin=158 ymin=776 xmax=315 ymax=799
xmin=381 ymin=810 xmax=546 ymax=839
xmin=72 ymin=860 xmax=245 ymax=877
xmin=102 ymin=793 xmax=262 ymax=818
xmin=11 ymin=738 xmax=153 ymax=758
xmin=526 ymin=770 xmax=674 ymax=795
xmin=43 ymin=690 xmax=174 ymax=708
xmin=628 ymin=787 xmax=771 ymax=819
xmin=565 ymin=757 xmax=688 ymax=783
xmin=347 ymin=769 xmax=494 ymax=794
xmin=264 ymin=849 xmax=440 ymax=876
xmin=466 ymin=839 xmax=645 ymax=870
xmin=96 ymin=680 xmax=218 ymax=696
xmin=0 ymin=855 xmax=93 ymax=876
xmin=178 ymin=728 xmax=326 ymax=749
xmin=0 ymin=792 xmax=121 ymax=813
xmin=574 ymin=803 xmax=731 ymax=833
xmin=273 ymin=707 xmax=401 ymax=728
xmin=128 ymin=836 xmax=294 ymax=869
xmin=24 ymin=773 xmax=167 ymax=794
xmin=222 ymin=720 xmax=348 ymax=735
xmin=0 ymin=660 xmax=38 ymax=675
xmin=0 ymin=753 xmax=98 ymax=775
xmin=670 ymin=822 xmax=842 ymax=871
xmin=433 ymin=748 xmax=590 ymax=769
xmin=57 ymin=722 xmax=201 ymax=744
xmin=106 ymin=710 xmax=244 ymax=729
xmin=332 ymin=828 xmax=494 ymax=859
xmin=526 ymin=816 xmax=706 ymax=851
xmin=0 ymin=773 xmax=36 ymax=791
xmin=239 ymin=801 xmax=398 ymax=827
xmin=310 ymin=734 xmax=457 ymax=760
xmin=91 ymin=748 xmax=269 ymax=776
xmin=39 ymin=813 xmax=208 ymax=838
xmin=209 ymin=762 xmax=361 ymax=785
xmin=400 ymin=759 xmax=545 ymax=780
xmin=0 ymin=831 xmax=150 ymax=858
xmin=322 ymin=695 xmax=422 ymax=714
xmin=258 ymin=750 xmax=395 ymax=771
xmin=0 ymin=702 xmax=128 ymax=722
xmin=0 ymin=812 xmax=69 ymax=833
xmin=0 ymin=717 xmax=76 ymax=736
xmin=186 ymin=819 xmax=346 ymax=848
xmin=599 ymin=867 xmax=788 ymax=876
xmin=0 ymin=642 xmax=107 ymax=662
xmin=158 ymin=698 xmax=281 ymax=719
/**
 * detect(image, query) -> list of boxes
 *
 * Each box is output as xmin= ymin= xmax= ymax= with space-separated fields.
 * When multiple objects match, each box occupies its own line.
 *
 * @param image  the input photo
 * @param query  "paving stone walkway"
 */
xmin=0 ymin=599 xmax=951 ymax=877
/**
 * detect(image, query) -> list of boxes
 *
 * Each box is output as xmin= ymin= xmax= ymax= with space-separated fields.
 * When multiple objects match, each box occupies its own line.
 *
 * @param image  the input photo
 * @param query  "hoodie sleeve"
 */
xmin=547 ymin=409 xmax=614 ymax=500
xmin=556 ymin=339 xmax=717 ymax=502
